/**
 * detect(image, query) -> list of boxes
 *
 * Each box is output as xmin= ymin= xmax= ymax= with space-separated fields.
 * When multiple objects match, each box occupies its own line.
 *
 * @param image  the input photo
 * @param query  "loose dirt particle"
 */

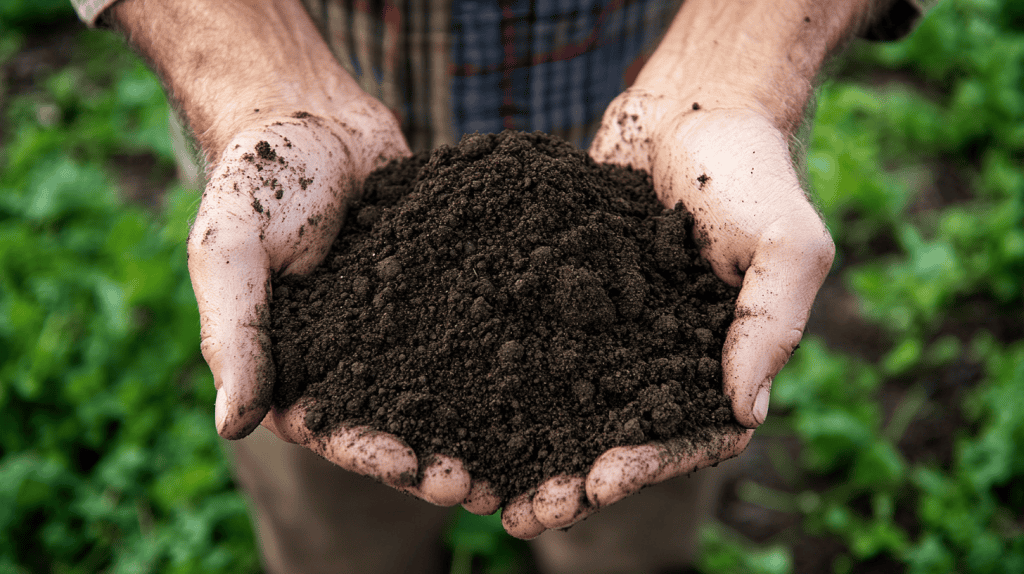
xmin=255 ymin=140 xmax=276 ymax=161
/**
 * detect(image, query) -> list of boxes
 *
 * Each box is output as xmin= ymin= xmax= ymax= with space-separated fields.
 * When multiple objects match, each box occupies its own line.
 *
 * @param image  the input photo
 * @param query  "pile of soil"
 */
xmin=269 ymin=131 xmax=742 ymax=502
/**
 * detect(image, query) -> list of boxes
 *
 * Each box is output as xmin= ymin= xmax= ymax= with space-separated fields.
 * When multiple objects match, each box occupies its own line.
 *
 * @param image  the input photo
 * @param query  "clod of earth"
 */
xmin=270 ymin=130 xmax=742 ymax=502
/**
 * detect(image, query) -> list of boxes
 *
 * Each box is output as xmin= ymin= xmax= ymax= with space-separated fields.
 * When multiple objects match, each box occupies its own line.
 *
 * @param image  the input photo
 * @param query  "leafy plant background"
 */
xmin=0 ymin=1 xmax=1021 ymax=573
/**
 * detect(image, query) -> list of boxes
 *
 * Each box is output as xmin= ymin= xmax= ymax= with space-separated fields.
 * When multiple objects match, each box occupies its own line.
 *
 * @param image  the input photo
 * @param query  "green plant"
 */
xmin=0 ymin=0 xmax=75 ymax=30
xmin=697 ymin=525 xmax=793 ymax=574
xmin=725 ymin=2 xmax=1024 ymax=572
xmin=0 ymin=28 xmax=259 ymax=573
xmin=3 ymin=2 xmax=1022 ymax=572
xmin=445 ymin=510 xmax=530 ymax=574
xmin=906 ymin=337 xmax=1024 ymax=574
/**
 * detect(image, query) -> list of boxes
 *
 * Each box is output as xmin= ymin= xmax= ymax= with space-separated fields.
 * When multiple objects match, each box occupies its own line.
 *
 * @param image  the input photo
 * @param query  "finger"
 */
xmin=399 ymin=454 xmax=473 ymax=507
xmin=259 ymin=408 xmax=297 ymax=444
xmin=268 ymin=400 xmax=471 ymax=504
xmin=265 ymin=399 xmax=420 ymax=489
xmin=501 ymin=492 xmax=546 ymax=540
xmin=188 ymin=188 xmax=274 ymax=440
xmin=586 ymin=428 xmax=753 ymax=507
xmin=188 ymin=121 xmax=358 ymax=440
xmin=462 ymin=480 xmax=502 ymax=516
xmin=723 ymin=215 xmax=834 ymax=428
xmin=533 ymin=475 xmax=595 ymax=529
xmin=648 ymin=109 xmax=834 ymax=427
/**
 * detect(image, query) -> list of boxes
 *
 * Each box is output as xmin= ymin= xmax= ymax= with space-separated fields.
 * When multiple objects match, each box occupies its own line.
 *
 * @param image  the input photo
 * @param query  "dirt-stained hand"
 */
xmin=499 ymin=88 xmax=833 ymax=539
xmin=186 ymin=98 xmax=489 ymax=508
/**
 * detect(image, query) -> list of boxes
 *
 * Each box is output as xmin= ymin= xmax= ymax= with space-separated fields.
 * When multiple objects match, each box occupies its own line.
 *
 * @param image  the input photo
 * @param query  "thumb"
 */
xmin=723 ymin=215 xmax=834 ymax=428
xmin=188 ymin=184 xmax=275 ymax=440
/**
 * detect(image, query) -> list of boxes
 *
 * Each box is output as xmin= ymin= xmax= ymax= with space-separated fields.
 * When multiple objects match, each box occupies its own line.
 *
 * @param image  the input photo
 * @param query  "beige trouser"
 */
xmin=230 ymin=427 xmax=732 ymax=574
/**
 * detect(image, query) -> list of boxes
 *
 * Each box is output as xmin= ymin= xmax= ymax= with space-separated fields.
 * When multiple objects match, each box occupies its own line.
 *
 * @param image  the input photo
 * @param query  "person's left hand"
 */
xmin=499 ymin=88 xmax=833 ymax=538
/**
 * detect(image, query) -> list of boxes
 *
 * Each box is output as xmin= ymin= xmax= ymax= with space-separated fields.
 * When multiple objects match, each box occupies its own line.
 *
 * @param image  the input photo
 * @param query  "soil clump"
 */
xmin=269 ymin=131 xmax=742 ymax=502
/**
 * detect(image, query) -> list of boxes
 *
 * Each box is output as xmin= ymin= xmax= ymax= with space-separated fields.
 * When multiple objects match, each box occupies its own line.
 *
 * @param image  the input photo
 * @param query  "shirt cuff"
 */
xmin=70 ymin=0 xmax=120 ymax=27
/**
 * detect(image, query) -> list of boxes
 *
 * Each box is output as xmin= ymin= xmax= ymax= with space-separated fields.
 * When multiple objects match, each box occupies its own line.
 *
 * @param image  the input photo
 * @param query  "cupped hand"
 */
xmin=186 ymin=98 xmax=496 ymax=509
xmin=500 ymin=88 xmax=834 ymax=538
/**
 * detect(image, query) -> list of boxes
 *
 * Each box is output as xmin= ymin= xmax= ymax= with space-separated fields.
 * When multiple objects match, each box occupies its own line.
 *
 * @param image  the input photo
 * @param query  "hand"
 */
xmin=186 ymin=99 xmax=496 ymax=508
xmin=109 ymin=0 xmax=500 ymax=512
xmin=499 ymin=88 xmax=833 ymax=538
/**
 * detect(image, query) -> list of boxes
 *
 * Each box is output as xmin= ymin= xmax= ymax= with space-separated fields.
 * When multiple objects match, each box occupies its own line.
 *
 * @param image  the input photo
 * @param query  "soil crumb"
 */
xmin=270 ymin=131 xmax=741 ymax=502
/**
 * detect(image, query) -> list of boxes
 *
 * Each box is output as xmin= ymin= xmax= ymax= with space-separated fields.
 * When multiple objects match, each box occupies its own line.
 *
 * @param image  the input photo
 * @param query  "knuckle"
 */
xmin=199 ymin=333 xmax=217 ymax=356
xmin=770 ymin=327 xmax=804 ymax=371
xmin=762 ymin=213 xmax=835 ymax=272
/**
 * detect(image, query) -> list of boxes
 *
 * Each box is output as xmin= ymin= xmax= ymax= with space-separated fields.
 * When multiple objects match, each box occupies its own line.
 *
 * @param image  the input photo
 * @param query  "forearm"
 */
xmin=108 ymin=0 xmax=366 ymax=161
xmin=635 ymin=0 xmax=885 ymax=136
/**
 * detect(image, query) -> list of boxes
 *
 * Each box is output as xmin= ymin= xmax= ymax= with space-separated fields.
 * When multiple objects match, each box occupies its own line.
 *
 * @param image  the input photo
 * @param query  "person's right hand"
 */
xmin=185 ymin=97 xmax=503 ymax=512
xmin=103 ymin=0 xmax=498 ymax=513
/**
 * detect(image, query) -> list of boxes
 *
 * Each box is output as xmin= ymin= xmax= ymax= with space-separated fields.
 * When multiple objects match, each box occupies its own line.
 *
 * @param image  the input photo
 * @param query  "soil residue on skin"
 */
xmin=269 ymin=130 xmax=742 ymax=502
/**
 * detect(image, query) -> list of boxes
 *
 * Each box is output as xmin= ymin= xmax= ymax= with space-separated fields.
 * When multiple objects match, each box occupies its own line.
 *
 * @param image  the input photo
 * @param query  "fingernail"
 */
xmin=752 ymin=385 xmax=770 ymax=426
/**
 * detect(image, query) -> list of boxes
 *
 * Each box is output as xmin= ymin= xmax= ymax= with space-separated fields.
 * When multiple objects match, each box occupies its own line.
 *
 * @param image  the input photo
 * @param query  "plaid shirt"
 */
xmin=74 ymin=0 xmax=924 ymax=152
xmin=299 ymin=0 xmax=681 ymax=151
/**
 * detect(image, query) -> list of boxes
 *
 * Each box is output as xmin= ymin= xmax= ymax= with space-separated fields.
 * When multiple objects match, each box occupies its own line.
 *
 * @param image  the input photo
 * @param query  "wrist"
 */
xmin=110 ymin=0 xmax=368 ymax=162
xmin=634 ymin=0 xmax=877 ymax=137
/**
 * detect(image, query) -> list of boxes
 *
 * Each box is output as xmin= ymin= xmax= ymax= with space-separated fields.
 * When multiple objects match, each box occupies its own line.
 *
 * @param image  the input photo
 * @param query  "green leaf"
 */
xmin=851 ymin=441 xmax=906 ymax=488
xmin=883 ymin=337 xmax=923 ymax=375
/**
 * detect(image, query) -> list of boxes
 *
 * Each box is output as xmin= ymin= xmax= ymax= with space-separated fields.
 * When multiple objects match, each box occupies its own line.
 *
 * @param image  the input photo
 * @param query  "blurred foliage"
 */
xmin=0 ymin=23 xmax=259 ymax=574
xmin=0 ymin=0 xmax=75 ymax=30
xmin=446 ymin=510 xmax=531 ymax=574
xmin=710 ymin=1 xmax=1024 ymax=573
xmin=698 ymin=526 xmax=793 ymax=574
xmin=0 ymin=1 xmax=1021 ymax=573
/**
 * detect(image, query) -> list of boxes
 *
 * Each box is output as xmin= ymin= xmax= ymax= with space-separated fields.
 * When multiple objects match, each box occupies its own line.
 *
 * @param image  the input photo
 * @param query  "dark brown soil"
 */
xmin=269 ymin=130 xmax=742 ymax=502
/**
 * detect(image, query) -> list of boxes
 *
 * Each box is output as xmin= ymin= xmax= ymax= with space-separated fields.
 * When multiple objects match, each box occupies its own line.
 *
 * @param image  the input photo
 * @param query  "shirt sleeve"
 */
xmin=69 ymin=0 xmax=120 ymax=27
